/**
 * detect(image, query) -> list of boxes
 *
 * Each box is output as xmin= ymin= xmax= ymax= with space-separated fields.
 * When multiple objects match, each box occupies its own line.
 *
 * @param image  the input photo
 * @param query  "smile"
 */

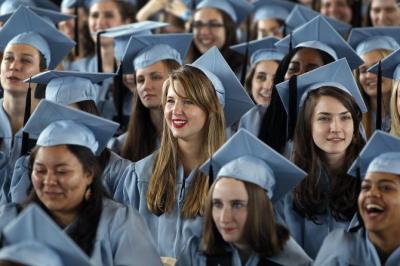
xmin=172 ymin=119 xmax=187 ymax=128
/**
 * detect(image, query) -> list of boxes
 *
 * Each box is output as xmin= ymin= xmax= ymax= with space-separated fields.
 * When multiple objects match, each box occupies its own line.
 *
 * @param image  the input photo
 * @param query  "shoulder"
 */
xmin=133 ymin=153 xmax=157 ymax=182
xmin=0 ymin=203 xmax=19 ymax=231
xmin=268 ymin=237 xmax=312 ymax=266
xmin=99 ymin=199 xmax=145 ymax=231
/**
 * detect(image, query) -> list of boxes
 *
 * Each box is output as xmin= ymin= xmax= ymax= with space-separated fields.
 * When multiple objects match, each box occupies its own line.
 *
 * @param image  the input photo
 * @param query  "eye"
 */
xmin=360 ymin=183 xmax=370 ymax=192
xmin=286 ymin=64 xmax=299 ymax=73
xmin=136 ymin=76 xmax=144 ymax=85
xmin=212 ymin=200 xmax=223 ymax=209
xmin=183 ymin=99 xmax=194 ymax=105
xmin=166 ymin=97 xmax=175 ymax=104
xmin=317 ymin=116 xmax=330 ymax=122
xmin=150 ymin=73 xmax=163 ymax=80
xmin=255 ymin=74 xmax=267 ymax=82
xmin=232 ymin=200 xmax=246 ymax=209
xmin=340 ymin=115 xmax=352 ymax=121
xmin=33 ymin=167 xmax=46 ymax=176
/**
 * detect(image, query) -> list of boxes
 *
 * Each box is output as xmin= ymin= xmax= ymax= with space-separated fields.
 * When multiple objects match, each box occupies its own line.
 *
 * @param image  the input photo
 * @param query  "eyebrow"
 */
xmin=34 ymin=162 xmax=70 ymax=167
xmin=317 ymin=111 xmax=350 ymax=115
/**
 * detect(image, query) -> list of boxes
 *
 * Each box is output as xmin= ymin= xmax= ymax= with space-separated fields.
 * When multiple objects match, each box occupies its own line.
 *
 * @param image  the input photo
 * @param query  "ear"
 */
xmin=84 ymin=170 xmax=94 ymax=186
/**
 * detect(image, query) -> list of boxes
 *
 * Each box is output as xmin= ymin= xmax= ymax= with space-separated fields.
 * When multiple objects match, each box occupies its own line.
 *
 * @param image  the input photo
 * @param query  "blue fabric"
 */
xmin=314 ymin=227 xmax=400 ymax=265
xmin=238 ymin=105 xmax=267 ymax=136
xmin=176 ymin=235 xmax=312 ymax=266
xmin=113 ymin=153 xmax=203 ymax=258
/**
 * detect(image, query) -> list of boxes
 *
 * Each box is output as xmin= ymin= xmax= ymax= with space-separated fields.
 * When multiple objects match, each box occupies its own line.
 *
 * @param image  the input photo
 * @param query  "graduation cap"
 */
xmin=189 ymin=46 xmax=254 ymax=126
xmin=230 ymin=36 xmax=285 ymax=66
xmin=26 ymin=70 xmax=115 ymax=105
xmin=275 ymin=16 xmax=363 ymax=70
xmin=0 ymin=0 xmax=59 ymax=13
xmin=23 ymin=100 xmax=119 ymax=155
xmin=61 ymin=0 xmax=92 ymax=9
xmin=0 ymin=6 xmax=75 ymax=69
xmin=368 ymin=48 xmax=400 ymax=80
xmin=0 ymin=204 xmax=92 ymax=266
xmin=276 ymin=58 xmax=367 ymax=114
xmin=285 ymin=5 xmax=351 ymax=37
xmin=252 ymin=0 xmax=296 ymax=22
xmin=196 ymin=0 xmax=252 ymax=24
xmin=200 ymin=129 xmax=306 ymax=202
xmin=347 ymin=130 xmax=400 ymax=178
xmin=120 ymin=33 xmax=192 ymax=74
xmin=348 ymin=27 xmax=400 ymax=56
xmin=102 ymin=21 xmax=168 ymax=61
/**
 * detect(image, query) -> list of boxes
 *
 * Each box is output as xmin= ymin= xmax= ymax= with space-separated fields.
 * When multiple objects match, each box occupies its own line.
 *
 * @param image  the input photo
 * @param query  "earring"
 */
xmin=85 ymin=187 xmax=92 ymax=201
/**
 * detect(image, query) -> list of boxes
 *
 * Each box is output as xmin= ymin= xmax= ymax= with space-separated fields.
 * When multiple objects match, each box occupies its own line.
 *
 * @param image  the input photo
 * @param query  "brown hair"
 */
xmin=146 ymin=65 xmax=225 ymax=219
xmin=121 ymin=59 xmax=181 ymax=162
xmin=390 ymin=80 xmax=400 ymax=136
xmin=202 ymin=179 xmax=289 ymax=257
xmin=292 ymin=87 xmax=364 ymax=221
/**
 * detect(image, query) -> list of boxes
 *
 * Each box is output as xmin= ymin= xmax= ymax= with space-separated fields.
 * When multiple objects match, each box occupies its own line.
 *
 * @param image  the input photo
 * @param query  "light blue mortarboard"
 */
xmin=101 ymin=21 xmax=168 ymax=61
xmin=0 ymin=204 xmax=92 ymax=266
xmin=0 ymin=0 xmax=59 ymax=13
xmin=285 ymin=5 xmax=351 ymax=37
xmin=275 ymin=58 xmax=367 ymax=114
xmin=368 ymin=48 xmax=400 ymax=80
xmin=275 ymin=16 xmax=363 ymax=70
xmin=189 ymin=46 xmax=254 ymax=126
xmin=0 ymin=5 xmax=74 ymax=25
xmin=0 ymin=6 xmax=75 ymax=69
xmin=347 ymin=130 xmax=400 ymax=178
xmin=348 ymin=27 xmax=400 ymax=56
xmin=26 ymin=70 xmax=115 ymax=105
xmin=23 ymin=100 xmax=119 ymax=155
xmin=230 ymin=36 xmax=285 ymax=66
xmin=253 ymin=0 xmax=296 ymax=22
xmin=196 ymin=0 xmax=252 ymax=24
xmin=200 ymin=129 xmax=307 ymax=202
xmin=120 ymin=33 xmax=192 ymax=74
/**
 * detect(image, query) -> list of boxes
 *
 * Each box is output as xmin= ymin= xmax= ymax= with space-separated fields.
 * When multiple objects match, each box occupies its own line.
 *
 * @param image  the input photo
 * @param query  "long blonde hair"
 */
xmin=390 ymin=80 xmax=400 ymax=136
xmin=147 ymin=65 xmax=226 ymax=219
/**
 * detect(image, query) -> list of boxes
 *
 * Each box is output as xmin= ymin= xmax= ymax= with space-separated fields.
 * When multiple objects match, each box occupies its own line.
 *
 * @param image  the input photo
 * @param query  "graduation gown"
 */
xmin=113 ymin=153 xmax=203 ymax=258
xmin=238 ymin=105 xmax=268 ymax=136
xmin=314 ymin=227 xmax=400 ymax=266
xmin=176 ymin=235 xmax=313 ymax=266
xmin=0 ymin=199 xmax=163 ymax=266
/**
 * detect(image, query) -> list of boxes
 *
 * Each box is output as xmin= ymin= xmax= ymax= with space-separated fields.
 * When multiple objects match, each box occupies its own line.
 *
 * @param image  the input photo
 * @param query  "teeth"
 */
xmin=174 ymin=120 xmax=186 ymax=125
xmin=366 ymin=204 xmax=384 ymax=212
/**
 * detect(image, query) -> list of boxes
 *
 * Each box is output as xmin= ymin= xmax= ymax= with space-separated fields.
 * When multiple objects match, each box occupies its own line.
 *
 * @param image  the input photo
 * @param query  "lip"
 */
xmin=43 ymin=191 xmax=64 ymax=198
xmin=172 ymin=119 xmax=187 ymax=129
xmin=327 ymin=137 xmax=344 ymax=142
xmin=221 ymin=227 xmax=237 ymax=234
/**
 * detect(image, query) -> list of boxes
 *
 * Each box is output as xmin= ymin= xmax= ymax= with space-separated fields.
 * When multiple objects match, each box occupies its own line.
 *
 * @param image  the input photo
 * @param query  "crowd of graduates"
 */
xmin=0 ymin=0 xmax=400 ymax=265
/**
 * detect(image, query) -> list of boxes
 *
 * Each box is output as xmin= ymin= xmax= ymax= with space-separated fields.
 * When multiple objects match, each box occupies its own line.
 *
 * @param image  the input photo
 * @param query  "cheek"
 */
xmin=31 ymin=174 xmax=43 ymax=190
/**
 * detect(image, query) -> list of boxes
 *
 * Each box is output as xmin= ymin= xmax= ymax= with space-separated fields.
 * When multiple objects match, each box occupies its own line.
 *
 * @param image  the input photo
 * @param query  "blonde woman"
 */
xmin=113 ymin=47 xmax=253 ymax=258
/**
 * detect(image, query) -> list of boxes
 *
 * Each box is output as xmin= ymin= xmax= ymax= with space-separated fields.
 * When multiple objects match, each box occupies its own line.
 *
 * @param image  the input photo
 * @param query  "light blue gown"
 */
xmin=0 ymin=151 xmax=11 ymax=204
xmin=9 ymin=151 xmax=133 ymax=203
xmin=314 ymin=227 xmax=400 ymax=266
xmin=176 ymin=235 xmax=312 ymax=266
xmin=0 ymin=199 xmax=163 ymax=266
xmin=113 ymin=153 xmax=203 ymax=258
xmin=238 ymin=105 xmax=268 ymax=136
xmin=275 ymin=170 xmax=351 ymax=259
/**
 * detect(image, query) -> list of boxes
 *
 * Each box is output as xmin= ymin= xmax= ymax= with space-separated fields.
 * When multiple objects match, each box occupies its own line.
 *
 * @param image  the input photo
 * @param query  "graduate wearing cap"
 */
xmin=230 ymin=37 xmax=285 ymax=135
xmin=187 ymin=0 xmax=251 ymax=74
xmin=0 ymin=6 xmax=75 ymax=189
xmin=8 ymin=70 xmax=134 ymax=204
xmin=285 ymin=4 xmax=351 ymax=38
xmin=368 ymin=48 xmax=400 ymax=138
xmin=349 ymin=27 xmax=400 ymax=138
xmin=107 ymin=33 xmax=191 ymax=162
xmin=252 ymin=0 xmax=296 ymax=40
xmin=368 ymin=0 xmax=400 ymax=27
xmin=1 ymin=100 xmax=162 ymax=265
xmin=256 ymin=15 xmax=361 ymax=158
xmin=315 ymin=131 xmax=400 ymax=265
xmin=318 ymin=0 xmax=353 ymax=25
xmin=274 ymin=59 xmax=367 ymax=259
xmin=113 ymin=47 xmax=253 ymax=258
xmin=176 ymin=129 xmax=312 ymax=266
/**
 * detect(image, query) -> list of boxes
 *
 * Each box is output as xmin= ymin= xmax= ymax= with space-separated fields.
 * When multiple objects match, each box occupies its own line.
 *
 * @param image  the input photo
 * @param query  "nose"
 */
xmin=172 ymin=99 xmax=184 ymax=115
xmin=330 ymin=116 xmax=340 ymax=133
xmin=366 ymin=185 xmax=381 ymax=198
xmin=220 ymin=206 xmax=232 ymax=223
xmin=9 ymin=59 xmax=21 ymax=71
xmin=43 ymin=172 xmax=58 ymax=186
xmin=96 ymin=15 xmax=108 ymax=30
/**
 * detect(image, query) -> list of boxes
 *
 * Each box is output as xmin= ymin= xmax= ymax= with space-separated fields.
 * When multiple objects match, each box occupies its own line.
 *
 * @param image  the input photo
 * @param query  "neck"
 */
xmin=178 ymin=139 xmax=204 ymax=176
xmin=3 ymin=90 xmax=39 ymax=135
xmin=368 ymin=230 xmax=400 ymax=263
xmin=369 ymin=93 xmax=391 ymax=115
xmin=150 ymin=108 xmax=163 ymax=136
xmin=100 ymin=43 xmax=115 ymax=73
xmin=51 ymin=210 xmax=79 ymax=228
xmin=324 ymin=153 xmax=345 ymax=171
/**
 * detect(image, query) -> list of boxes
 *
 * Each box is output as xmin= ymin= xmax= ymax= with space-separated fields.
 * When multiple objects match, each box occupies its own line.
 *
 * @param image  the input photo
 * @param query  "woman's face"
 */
xmin=359 ymin=50 xmax=392 ymax=98
xmin=88 ymin=1 xmax=125 ymax=42
xmin=320 ymin=0 xmax=352 ymax=24
xmin=212 ymin=178 xmax=248 ymax=246
xmin=32 ymin=145 xmax=93 ymax=217
xmin=396 ymin=82 xmax=400 ymax=117
xmin=136 ymin=61 xmax=169 ymax=109
xmin=359 ymin=172 xmax=400 ymax=236
xmin=164 ymin=80 xmax=207 ymax=143
xmin=59 ymin=7 xmax=88 ymax=41
xmin=123 ymin=73 xmax=136 ymax=93
xmin=311 ymin=95 xmax=354 ymax=161
xmin=256 ymin=19 xmax=283 ymax=39
xmin=251 ymin=60 xmax=279 ymax=105
xmin=193 ymin=8 xmax=226 ymax=54
xmin=284 ymin=48 xmax=325 ymax=80
xmin=1 ymin=44 xmax=42 ymax=95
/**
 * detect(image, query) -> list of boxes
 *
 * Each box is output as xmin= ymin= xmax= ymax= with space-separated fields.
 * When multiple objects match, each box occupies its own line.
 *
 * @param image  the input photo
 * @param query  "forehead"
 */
xmin=194 ymin=8 xmax=223 ymax=21
xmin=321 ymin=0 xmax=349 ymax=4
xmin=167 ymin=80 xmax=187 ymax=97
xmin=4 ymin=43 xmax=39 ymax=57
xmin=313 ymin=95 xmax=349 ymax=113
xmin=136 ymin=61 xmax=167 ymax=76
xmin=291 ymin=48 xmax=325 ymax=64
xmin=365 ymin=171 xmax=400 ymax=183
xmin=34 ymin=145 xmax=78 ymax=165
xmin=213 ymin=178 xmax=248 ymax=200
xmin=371 ymin=0 xmax=398 ymax=8
xmin=255 ymin=60 xmax=279 ymax=72
xmin=90 ymin=1 xmax=118 ymax=12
